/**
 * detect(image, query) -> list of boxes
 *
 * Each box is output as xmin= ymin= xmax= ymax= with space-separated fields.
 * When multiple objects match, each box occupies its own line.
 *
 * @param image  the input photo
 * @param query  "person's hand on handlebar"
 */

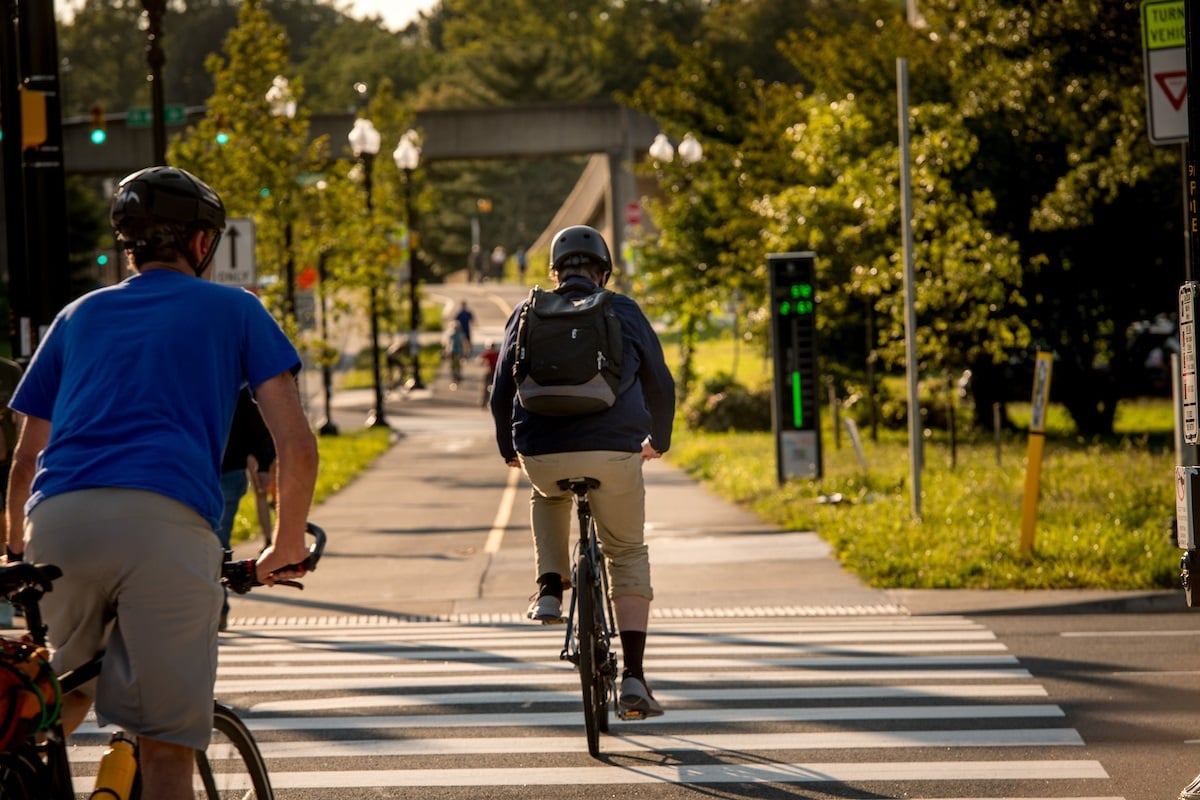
xmin=253 ymin=534 xmax=310 ymax=585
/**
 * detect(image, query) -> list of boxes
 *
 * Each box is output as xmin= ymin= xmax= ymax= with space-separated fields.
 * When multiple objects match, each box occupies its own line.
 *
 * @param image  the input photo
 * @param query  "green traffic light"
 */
xmin=90 ymin=128 xmax=107 ymax=145
xmin=215 ymin=131 xmax=230 ymax=146
xmin=96 ymin=253 xmax=109 ymax=266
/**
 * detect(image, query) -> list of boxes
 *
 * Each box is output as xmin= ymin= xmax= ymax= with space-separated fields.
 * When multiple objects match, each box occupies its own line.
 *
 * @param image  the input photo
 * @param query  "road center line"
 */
xmin=485 ymin=465 xmax=521 ymax=555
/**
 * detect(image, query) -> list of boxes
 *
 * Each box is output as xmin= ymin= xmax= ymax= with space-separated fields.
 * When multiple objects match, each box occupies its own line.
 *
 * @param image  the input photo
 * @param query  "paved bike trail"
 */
xmin=226 ymin=364 xmax=1183 ymax=626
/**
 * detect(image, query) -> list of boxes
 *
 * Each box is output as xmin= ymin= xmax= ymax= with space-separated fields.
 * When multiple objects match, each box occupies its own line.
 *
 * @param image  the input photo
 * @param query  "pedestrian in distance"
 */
xmin=4 ymin=165 xmax=319 ymax=800
xmin=489 ymin=224 xmax=675 ymax=719
xmin=454 ymin=300 xmax=476 ymax=355
xmin=215 ymin=386 xmax=277 ymax=630
xmin=478 ymin=339 xmax=501 ymax=409
xmin=515 ymin=245 xmax=528 ymax=284
xmin=491 ymin=245 xmax=507 ymax=281
xmin=444 ymin=321 xmax=466 ymax=388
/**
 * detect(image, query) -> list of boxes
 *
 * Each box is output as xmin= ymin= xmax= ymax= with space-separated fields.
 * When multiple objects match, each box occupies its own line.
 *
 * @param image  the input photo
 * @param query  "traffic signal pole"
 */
xmin=3 ymin=0 xmax=71 ymax=359
xmin=0 ymin=0 xmax=31 ymax=354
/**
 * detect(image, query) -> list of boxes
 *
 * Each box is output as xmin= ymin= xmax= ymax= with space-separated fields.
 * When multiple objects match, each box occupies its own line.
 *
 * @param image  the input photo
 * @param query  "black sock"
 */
xmin=537 ymin=572 xmax=563 ymax=599
xmin=619 ymin=630 xmax=647 ymax=680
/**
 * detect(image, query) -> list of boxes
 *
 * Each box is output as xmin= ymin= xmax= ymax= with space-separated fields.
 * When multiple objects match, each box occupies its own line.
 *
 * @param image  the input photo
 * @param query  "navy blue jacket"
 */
xmin=490 ymin=276 xmax=675 ymax=461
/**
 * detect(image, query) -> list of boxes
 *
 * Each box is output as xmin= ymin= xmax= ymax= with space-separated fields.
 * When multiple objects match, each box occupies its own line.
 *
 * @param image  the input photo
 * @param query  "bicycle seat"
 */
xmin=557 ymin=477 xmax=600 ymax=495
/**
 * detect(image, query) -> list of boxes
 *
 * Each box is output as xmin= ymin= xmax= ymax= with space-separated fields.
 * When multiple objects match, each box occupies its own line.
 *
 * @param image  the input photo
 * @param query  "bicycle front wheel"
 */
xmin=575 ymin=553 xmax=605 ymax=757
xmin=194 ymin=703 xmax=273 ymax=799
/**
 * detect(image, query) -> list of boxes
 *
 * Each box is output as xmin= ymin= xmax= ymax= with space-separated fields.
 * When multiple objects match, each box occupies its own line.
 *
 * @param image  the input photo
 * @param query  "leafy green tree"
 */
xmin=169 ymin=0 xmax=329 ymax=335
xmin=917 ymin=0 xmax=1182 ymax=435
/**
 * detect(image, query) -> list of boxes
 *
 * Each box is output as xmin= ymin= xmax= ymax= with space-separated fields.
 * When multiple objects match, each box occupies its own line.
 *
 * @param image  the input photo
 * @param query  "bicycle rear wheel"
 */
xmin=575 ymin=551 xmax=611 ymax=756
xmin=194 ymin=703 xmax=273 ymax=799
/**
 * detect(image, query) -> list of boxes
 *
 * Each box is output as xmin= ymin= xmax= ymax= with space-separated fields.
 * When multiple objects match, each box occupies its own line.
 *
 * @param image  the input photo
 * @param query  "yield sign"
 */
xmin=1156 ymin=70 xmax=1188 ymax=111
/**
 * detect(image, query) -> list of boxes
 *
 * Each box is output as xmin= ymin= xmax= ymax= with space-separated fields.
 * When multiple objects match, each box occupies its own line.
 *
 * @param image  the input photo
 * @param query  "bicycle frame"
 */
xmin=0 ymin=523 xmax=325 ymax=798
xmin=557 ymin=478 xmax=622 ymax=756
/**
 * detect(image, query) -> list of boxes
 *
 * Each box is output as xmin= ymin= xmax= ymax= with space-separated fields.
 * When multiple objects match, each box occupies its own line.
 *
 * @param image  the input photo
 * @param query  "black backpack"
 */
xmin=513 ymin=285 xmax=629 ymax=416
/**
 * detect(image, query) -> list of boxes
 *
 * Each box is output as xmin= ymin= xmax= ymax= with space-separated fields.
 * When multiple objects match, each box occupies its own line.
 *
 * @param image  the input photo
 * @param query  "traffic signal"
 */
xmin=214 ymin=114 xmax=230 ymax=146
xmin=89 ymin=103 xmax=106 ymax=145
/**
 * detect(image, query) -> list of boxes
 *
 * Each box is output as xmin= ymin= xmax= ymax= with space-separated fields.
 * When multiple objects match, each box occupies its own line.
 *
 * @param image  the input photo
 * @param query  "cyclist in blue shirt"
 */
xmin=5 ymin=166 xmax=318 ymax=800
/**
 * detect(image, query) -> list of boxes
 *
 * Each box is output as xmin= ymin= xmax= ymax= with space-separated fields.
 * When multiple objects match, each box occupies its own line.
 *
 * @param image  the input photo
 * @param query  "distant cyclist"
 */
xmin=489 ymin=225 xmax=675 ymax=718
xmin=5 ymin=166 xmax=319 ymax=800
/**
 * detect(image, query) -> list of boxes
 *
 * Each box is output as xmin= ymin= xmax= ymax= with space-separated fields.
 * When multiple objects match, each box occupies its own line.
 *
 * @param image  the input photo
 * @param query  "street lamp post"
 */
xmin=393 ymin=129 xmax=424 ymax=390
xmin=267 ymin=75 xmax=298 ymax=323
xmin=314 ymin=180 xmax=338 ymax=436
xmin=348 ymin=116 xmax=389 ymax=429
xmin=316 ymin=249 xmax=339 ymax=436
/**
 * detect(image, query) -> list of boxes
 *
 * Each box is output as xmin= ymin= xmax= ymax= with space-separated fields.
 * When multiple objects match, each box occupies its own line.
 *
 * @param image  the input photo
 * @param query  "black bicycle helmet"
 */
xmin=111 ymin=166 xmax=225 ymax=233
xmin=111 ymin=166 xmax=225 ymax=275
xmin=550 ymin=225 xmax=611 ymax=273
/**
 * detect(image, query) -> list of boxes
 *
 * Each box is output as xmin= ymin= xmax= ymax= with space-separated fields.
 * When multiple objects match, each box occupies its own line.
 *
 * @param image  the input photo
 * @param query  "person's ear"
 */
xmin=189 ymin=228 xmax=214 ymax=261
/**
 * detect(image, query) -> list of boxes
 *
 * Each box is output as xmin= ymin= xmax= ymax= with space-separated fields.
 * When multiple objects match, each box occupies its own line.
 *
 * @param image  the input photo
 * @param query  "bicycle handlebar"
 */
xmin=221 ymin=522 xmax=326 ymax=595
xmin=0 ymin=522 xmax=327 ymax=602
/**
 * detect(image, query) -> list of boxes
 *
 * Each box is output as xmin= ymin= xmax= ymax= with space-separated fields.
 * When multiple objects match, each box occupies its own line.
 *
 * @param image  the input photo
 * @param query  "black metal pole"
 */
xmin=142 ymin=0 xmax=167 ymax=166
xmin=16 ymin=0 xmax=70 ymax=339
xmin=284 ymin=218 xmax=296 ymax=322
xmin=0 ymin=0 xmax=30 ymax=358
xmin=405 ymin=168 xmax=425 ymax=389
xmin=361 ymin=153 xmax=388 ymax=428
xmin=317 ymin=250 xmax=338 ymax=436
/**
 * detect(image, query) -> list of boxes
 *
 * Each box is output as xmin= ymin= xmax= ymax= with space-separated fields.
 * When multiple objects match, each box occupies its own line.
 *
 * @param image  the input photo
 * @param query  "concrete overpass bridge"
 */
xmin=57 ymin=102 xmax=664 ymax=270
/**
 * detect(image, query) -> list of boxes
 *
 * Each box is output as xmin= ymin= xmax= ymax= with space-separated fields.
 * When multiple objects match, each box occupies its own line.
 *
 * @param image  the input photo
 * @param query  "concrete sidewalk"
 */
xmin=249 ymin=367 xmax=1188 ymax=623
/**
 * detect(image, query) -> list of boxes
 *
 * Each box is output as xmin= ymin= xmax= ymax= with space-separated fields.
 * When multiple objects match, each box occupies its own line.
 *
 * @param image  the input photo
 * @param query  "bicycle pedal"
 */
xmin=539 ymin=616 xmax=566 ymax=625
xmin=617 ymin=709 xmax=646 ymax=721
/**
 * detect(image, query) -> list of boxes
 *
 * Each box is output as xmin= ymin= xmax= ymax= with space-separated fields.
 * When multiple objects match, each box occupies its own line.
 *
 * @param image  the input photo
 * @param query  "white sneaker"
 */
xmin=618 ymin=676 xmax=664 ymax=718
xmin=526 ymin=594 xmax=564 ymax=624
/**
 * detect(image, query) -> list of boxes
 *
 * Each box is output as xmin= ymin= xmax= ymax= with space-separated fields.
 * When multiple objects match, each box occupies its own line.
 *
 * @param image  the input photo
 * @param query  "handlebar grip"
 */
xmin=221 ymin=522 xmax=326 ymax=595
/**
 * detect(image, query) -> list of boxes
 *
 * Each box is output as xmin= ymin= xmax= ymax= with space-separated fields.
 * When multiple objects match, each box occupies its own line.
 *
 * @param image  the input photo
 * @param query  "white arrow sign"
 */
xmin=212 ymin=217 xmax=257 ymax=288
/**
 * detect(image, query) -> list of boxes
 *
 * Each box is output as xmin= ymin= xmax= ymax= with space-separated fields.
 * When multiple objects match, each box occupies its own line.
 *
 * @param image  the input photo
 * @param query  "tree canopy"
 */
xmin=50 ymin=0 xmax=1185 ymax=434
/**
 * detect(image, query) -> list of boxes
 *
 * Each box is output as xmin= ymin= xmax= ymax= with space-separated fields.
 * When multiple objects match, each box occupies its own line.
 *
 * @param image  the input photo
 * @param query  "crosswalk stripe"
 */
xmin=194 ymin=704 xmax=1070 ymax=732
xmin=64 ymin=728 xmax=1084 ymax=763
xmin=213 ymin=654 xmax=1021 ymax=678
xmin=260 ymin=760 xmax=1109 ymax=787
xmin=216 ymin=667 xmax=1035 ymax=694
xmin=250 ymin=682 xmax=1047 ymax=712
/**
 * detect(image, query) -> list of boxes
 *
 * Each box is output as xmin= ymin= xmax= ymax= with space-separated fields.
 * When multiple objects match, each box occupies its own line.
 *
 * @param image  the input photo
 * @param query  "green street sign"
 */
xmin=125 ymin=105 xmax=187 ymax=128
xmin=126 ymin=107 xmax=152 ymax=128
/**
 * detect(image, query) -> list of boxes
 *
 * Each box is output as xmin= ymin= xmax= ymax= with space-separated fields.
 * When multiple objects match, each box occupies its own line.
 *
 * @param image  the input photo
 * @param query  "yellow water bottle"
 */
xmin=90 ymin=731 xmax=137 ymax=799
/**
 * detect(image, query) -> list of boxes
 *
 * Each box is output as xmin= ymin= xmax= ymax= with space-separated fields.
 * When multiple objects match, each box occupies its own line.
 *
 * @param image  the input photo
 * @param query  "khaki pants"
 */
xmin=519 ymin=450 xmax=653 ymax=600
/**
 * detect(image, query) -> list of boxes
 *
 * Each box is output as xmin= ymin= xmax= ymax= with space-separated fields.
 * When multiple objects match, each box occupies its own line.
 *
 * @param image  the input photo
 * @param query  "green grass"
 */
xmin=229 ymin=427 xmax=392 ymax=545
xmin=666 ymin=332 xmax=1181 ymax=591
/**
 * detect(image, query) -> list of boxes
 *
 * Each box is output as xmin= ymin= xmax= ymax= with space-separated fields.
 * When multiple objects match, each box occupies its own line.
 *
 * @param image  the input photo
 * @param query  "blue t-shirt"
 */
xmin=11 ymin=269 xmax=301 ymax=529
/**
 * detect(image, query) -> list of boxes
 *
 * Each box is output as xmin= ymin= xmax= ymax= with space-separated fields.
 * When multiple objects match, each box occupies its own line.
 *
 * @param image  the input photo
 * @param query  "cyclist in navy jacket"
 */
xmin=490 ymin=225 xmax=675 ymax=718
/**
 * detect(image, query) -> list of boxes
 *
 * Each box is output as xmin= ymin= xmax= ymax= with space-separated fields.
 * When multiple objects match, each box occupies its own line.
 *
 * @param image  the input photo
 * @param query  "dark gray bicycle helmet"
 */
xmin=550 ymin=225 xmax=611 ymax=274
xmin=111 ymin=166 xmax=225 ymax=276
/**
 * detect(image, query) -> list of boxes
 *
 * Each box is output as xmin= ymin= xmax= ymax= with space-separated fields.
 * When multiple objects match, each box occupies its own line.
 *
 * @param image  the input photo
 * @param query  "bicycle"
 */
xmin=0 ymin=522 xmax=326 ymax=799
xmin=555 ymin=477 xmax=645 ymax=758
